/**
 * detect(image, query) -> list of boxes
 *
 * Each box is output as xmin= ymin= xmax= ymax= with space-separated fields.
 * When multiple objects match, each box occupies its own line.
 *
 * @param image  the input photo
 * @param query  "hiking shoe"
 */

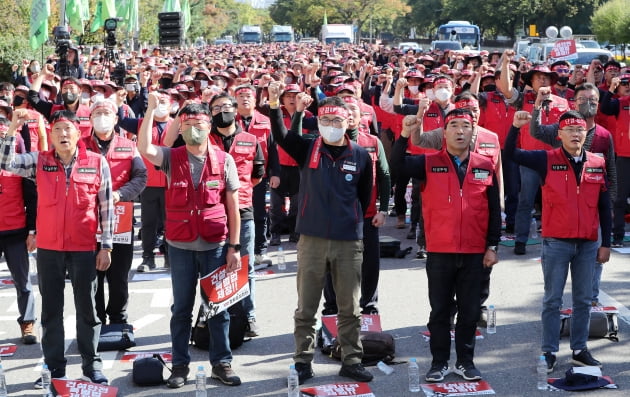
xmin=295 ymin=362 xmax=314 ymax=384
xmin=416 ymin=248 xmax=427 ymax=259
xmin=81 ymin=370 xmax=108 ymax=385
xmin=454 ymin=362 xmax=482 ymax=381
xmin=20 ymin=321 xmax=37 ymax=344
xmin=425 ymin=362 xmax=449 ymax=382
xmin=34 ymin=368 xmax=66 ymax=389
xmin=406 ymin=226 xmax=417 ymax=239
xmin=246 ymin=318 xmax=260 ymax=337
xmin=269 ymin=234 xmax=281 ymax=246
xmin=339 ymin=363 xmax=373 ymax=382
xmin=136 ymin=257 xmax=156 ymax=273
xmin=477 ymin=308 xmax=488 ymax=328
xmin=543 ymin=352 xmax=557 ymax=373
xmin=254 ymin=254 xmax=272 ymax=270
xmin=289 ymin=232 xmax=300 ymax=243
xmin=611 ymin=239 xmax=624 ymax=248
xmin=211 ymin=362 xmax=241 ymax=386
xmin=572 ymin=349 xmax=602 ymax=368
xmin=167 ymin=364 xmax=190 ymax=388
xmin=514 ymin=242 xmax=526 ymax=255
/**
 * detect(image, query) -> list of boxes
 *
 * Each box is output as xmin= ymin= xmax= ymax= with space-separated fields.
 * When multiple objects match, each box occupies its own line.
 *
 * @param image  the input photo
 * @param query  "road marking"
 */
xmin=100 ymin=351 xmax=119 ymax=369
xmin=599 ymin=290 xmax=630 ymax=324
xmin=129 ymin=289 xmax=172 ymax=307
xmin=132 ymin=314 xmax=165 ymax=330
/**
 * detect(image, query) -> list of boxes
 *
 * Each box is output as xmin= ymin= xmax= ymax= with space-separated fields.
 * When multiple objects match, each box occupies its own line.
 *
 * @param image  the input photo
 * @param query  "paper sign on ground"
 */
xmin=421 ymin=380 xmax=495 ymax=396
xmin=301 ymin=382 xmax=375 ymax=397
xmin=52 ymin=379 xmax=118 ymax=397
xmin=560 ymin=306 xmax=618 ymax=317
xmin=0 ymin=343 xmax=17 ymax=356
xmin=199 ymin=255 xmax=250 ymax=316
xmin=321 ymin=314 xmax=382 ymax=340
xmin=0 ymin=278 xmax=14 ymax=285
xmin=120 ymin=351 xmax=172 ymax=363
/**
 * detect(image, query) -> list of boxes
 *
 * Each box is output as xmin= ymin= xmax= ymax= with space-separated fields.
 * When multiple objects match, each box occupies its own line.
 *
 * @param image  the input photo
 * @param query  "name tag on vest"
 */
xmin=114 ymin=147 xmax=133 ymax=152
xmin=551 ymin=164 xmax=568 ymax=171
xmin=43 ymin=165 xmax=58 ymax=172
xmin=491 ymin=98 xmax=501 ymax=103
xmin=77 ymin=167 xmax=97 ymax=174
xmin=236 ymin=141 xmax=254 ymax=146
xmin=478 ymin=142 xmax=496 ymax=148
xmin=426 ymin=112 xmax=438 ymax=118
xmin=205 ymin=180 xmax=220 ymax=189
xmin=471 ymin=168 xmax=490 ymax=180
xmin=585 ymin=167 xmax=604 ymax=173
xmin=342 ymin=161 xmax=357 ymax=172
xmin=364 ymin=146 xmax=376 ymax=153
xmin=431 ymin=166 xmax=448 ymax=173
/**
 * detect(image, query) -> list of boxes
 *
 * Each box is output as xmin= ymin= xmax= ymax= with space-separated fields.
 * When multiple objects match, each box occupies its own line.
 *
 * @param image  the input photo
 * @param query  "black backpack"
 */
xmin=191 ymin=301 xmax=249 ymax=350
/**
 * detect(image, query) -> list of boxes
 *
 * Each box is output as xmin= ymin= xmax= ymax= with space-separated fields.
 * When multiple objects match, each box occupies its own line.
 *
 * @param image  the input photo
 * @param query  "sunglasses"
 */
xmin=620 ymin=81 xmax=630 ymax=87
xmin=554 ymin=68 xmax=570 ymax=74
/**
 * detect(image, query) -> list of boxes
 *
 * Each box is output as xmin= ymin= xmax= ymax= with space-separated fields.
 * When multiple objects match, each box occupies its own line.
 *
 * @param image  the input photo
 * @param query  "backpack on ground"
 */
xmin=191 ymin=301 xmax=249 ymax=350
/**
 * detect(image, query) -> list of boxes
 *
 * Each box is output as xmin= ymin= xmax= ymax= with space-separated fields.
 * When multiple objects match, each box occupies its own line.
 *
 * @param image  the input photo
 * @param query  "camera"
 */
xmin=104 ymin=18 xmax=121 ymax=48
xmin=100 ymin=18 xmax=126 ymax=86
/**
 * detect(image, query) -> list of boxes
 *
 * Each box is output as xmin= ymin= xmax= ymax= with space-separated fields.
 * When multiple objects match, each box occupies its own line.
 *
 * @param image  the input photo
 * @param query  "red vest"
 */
xmin=589 ymin=125 xmax=612 ymax=157
xmin=165 ymin=146 xmax=228 ymax=243
xmin=211 ymin=131 xmax=257 ymax=209
xmin=83 ymin=134 xmax=135 ymax=191
xmin=611 ymin=96 xmax=630 ymax=157
xmin=520 ymin=92 xmax=568 ymax=150
xmin=479 ymin=91 xmax=515 ymax=148
xmin=0 ymin=170 xmax=26 ymax=231
xmin=237 ymin=110 xmax=270 ymax=166
xmin=542 ymin=149 xmax=606 ymax=241
xmin=140 ymin=119 xmax=172 ymax=187
xmin=408 ymin=102 xmax=451 ymax=155
xmin=23 ymin=108 xmax=43 ymax=151
xmin=422 ymin=150 xmax=494 ymax=253
xmin=277 ymin=107 xmax=313 ymax=167
xmin=36 ymin=148 xmax=102 ymax=251
xmin=356 ymin=132 xmax=379 ymax=218
xmin=51 ymin=103 xmax=92 ymax=138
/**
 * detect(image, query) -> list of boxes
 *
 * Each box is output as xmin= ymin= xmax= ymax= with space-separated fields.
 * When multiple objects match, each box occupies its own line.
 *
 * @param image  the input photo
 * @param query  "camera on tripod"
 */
xmin=104 ymin=18 xmax=121 ymax=48
xmin=53 ymin=26 xmax=72 ymax=58
xmin=102 ymin=18 xmax=126 ymax=87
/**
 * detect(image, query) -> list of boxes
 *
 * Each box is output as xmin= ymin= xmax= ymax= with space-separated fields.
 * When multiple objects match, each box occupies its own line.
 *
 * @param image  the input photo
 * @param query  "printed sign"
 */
xmin=421 ymin=380 xmax=495 ymax=396
xmin=96 ymin=202 xmax=134 ymax=244
xmin=560 ymin=306 xmax=618 ymax=318
xmin=199 ymin=255 xmax=250 ymax=316
xmin=51 ymin=379 xmax=118 ymax=397
xmin=321 ymin=314 xmax=382 ymax=339
xmin=549 ymin=39 xmax=577 ymax=61
xmin=120 ymin=351 xmax=172 ymax=363
xmin=301 ymin=382 xmax=375 ymax=397
xmin=0 ymin=278 xmax=14 ymax=285
xmin=0 ymin=344 xmax=17 ymax=357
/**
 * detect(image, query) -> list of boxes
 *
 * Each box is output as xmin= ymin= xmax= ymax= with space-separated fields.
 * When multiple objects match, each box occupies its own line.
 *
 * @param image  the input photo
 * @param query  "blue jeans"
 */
xmin=168 ymin=244 xmax=231 ymax=367
xmin=541 ymin=238 xmax=598 ymax=353
xmin=239 ymin=219 xmax=256 ymax=320
xmin=515 ymin=166 xmax=541 ymax=243
xmin=591 ymin=227 xmax=603 ymax=303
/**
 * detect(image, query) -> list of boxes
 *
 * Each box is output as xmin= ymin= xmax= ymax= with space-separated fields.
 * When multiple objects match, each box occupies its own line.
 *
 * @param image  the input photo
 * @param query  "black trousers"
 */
xmin=140 ymin=187 xmax=165 ymax=258
xmin=96 ymin=240 xmax=134 ymax=324
xmin=269 ymin=166 xmax=300 ymax=235
xmin=253 ymin=178 xmax=269 ymax=255
xmin=426 ymin=252 xmax=483 ymax=365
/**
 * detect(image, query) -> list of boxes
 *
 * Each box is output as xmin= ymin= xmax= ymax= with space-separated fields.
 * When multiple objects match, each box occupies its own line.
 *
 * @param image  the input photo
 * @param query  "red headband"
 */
xmin=318 ymin=106 xmax=349 ymax=118
xmin=61 ymin=80 xmax=77 ymax=88
xmin=445 ymin=113 xmax=473 ymax=126
xmin=0 ymin=124 xmax=8 ymax=133
xmin=342 ymin=96 xmax=359 ymax=106
xmin=455 ymin=99 xmax=479 ymax=110
xmin=605 ymin=65 xmax=620 ymax=72
xmin=559 ymin=117 xmax=587 ymax=129
xmin=433 ymin=77 xmax=452 ymax=87
xmin=52 ymin=116 xmax=80 ymax=129
xmin=234 ymin=86 xmax=255 ymax=96
xmin=180 ymin=113 xmax=211 ymax=123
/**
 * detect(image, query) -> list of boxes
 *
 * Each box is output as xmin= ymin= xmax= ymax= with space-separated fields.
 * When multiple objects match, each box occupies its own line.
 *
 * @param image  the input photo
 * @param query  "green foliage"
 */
xmin=591 ymin=0 xmax=630 ymax=44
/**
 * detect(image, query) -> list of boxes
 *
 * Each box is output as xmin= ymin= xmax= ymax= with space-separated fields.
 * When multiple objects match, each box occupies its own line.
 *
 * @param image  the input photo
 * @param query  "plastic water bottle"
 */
xmin=195 ymin=365 xmax=206 ymax=397
xmin=287 ymin=364 xmax=299 ymax=397
xmin=377 ymin=361 xmax=394 ymax=375
xmin=487 ymin=305 xmax=497 ymax=334
xmin=41 ymin=364 xmax=51 ymax=396
xmin=408 ymin=358 xmax=420 ymax=393
xmin=537 ymin=355 xmax=548 ymax=390
xmin=0 ymin=364 xmax=7 ymax=397
xmin=277 ymin=247 xmax=286 ymax=271
xmin=530 ymin=218 xmax=538 ymax=239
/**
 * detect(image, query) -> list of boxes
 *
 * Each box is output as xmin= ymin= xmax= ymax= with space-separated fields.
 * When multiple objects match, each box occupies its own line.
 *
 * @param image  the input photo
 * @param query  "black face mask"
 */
xmin=578 ymin=102 xmax=598 ymax=119
xmin=0 ymin=96 xmax=8 ymax=103
xmin=212 ymin=111 xmax=235 ymax=128
xmin=62 ymin=92 xmax=78 ymax=105
xmin=557 ymin=76 xmax=569 ymax=86
xmin=482 ymin=84 xmax=496 ymax=93
xmin=159 ymin=77 xmax=173 ymax=89
xmin=12 ymin=96 xmax=24 ymax=107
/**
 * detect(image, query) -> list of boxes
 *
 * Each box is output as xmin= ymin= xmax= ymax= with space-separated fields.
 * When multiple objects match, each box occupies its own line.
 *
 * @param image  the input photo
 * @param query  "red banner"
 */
xmin=421 ymin=380 xmax=495 ymax=396
xmin=549 ymin=39 xmax=577 ymax=61
xmin=52 ymin=379 xmax=118 ymax=397
xmin=0 ymin=278 xmax=14 ymax=285
xmin=199 ymin=255 xmax=250 ymax=316
xmin=97 ymin=202 xmax=134 ymax=244
xmin=321 ymin=314 xmax=382 ymax=339
xmin=301 ymin=382 xmax=375 ymax=397
xmin=0 ymin=344 xmax=17 ymax=357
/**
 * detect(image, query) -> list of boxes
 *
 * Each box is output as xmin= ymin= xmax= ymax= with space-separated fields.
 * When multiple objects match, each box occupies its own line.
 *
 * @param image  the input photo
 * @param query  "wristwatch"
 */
xmin=487 ymin=245 xmax=498 ymax=253
xmin=227 ymin=243 xmax=242 ymax=251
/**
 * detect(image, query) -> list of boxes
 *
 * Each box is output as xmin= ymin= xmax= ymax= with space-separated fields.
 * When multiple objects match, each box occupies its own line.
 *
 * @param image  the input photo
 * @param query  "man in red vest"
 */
xmin=0 ymin=109 xmax=114 ymax=387
xmin=137 ymin=96 xmax=242 ymax=388
xmin=393 ymin=108 xmax=501 ymax=383
xmin=506 ymin=110 xmax=611 ymax=373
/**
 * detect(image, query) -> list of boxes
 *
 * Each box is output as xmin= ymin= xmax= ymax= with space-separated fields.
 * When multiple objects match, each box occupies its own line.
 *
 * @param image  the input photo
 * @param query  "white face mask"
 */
xmin=408 ymin=85 xmax=419 ymax=95
xmin=425 ymin=89 xmax=436 ymax=101
xmin=125 ymin=83 xmax=136 ymax=92
xmin=318 ymin=124 xmax=345 ymax=143
xmin=170 ymin=103 xmax=179 ymax=114
xmin=456 ymin=62 xmax=464 ymax=70
xmin=91 ymin=93 xmax=105 ymax=102
xmin=81 ymin=92 xmax=91 ymax=103
xmin=199 ymin=80 xmax=209 ymax=89
xmin=154 ymin=103 xmax=169 ymax=118
xmin=92 ymin=115 xmax=115 ymax=133
xmin=435 ymin=88 xmax=452 ymax=102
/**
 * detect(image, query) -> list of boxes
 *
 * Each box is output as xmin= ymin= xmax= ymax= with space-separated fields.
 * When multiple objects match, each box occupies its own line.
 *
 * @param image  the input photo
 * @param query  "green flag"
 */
xmin=182 ymin=0 xmax=191 ymax=33
xmin=30 ymin=0 xmax=50 ymax=50
xmin=66 ymin=0 xmax=86 ymax=35
xmin=163 ymin=0 xmax=181 ymax=12
xmin=90 ymin=0 xmax=117 ymax=32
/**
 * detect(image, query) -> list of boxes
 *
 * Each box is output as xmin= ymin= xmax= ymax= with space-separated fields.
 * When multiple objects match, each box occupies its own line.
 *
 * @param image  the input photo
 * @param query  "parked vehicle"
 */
xmin=321 ymin=24 xmax=354 ymax=45
xmin=430 ymin=40 xmax=463 ymax=52
xmin=239 ymin=25 xmax=262 ymax=44
xmin=270 ymin=25 xmax=294 ymax=43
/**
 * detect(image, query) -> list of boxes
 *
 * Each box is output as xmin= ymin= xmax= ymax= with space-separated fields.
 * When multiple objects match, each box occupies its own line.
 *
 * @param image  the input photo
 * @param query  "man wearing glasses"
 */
xmin=267 ymin=83 xmax=374 ymax=385
xmin=506 ymin=109 xmax=611 ymax=374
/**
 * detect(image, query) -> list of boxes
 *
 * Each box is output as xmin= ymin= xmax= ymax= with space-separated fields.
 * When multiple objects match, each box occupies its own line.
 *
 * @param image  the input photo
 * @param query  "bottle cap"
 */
xmin=489 ymin=305 xmax=495 ymax=309
xmin=410 ymin=357 xmax=417 ymax=362
xmin=43 ymin=364 xmax=48 ymax=369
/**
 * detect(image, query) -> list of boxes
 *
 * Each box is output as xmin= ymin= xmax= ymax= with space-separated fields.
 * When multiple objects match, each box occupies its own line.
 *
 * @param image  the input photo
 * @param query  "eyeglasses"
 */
xmin=554 ymin=68 xmax=570 ymax=74
xmin=211 ymin=103 xmax=234 ymax=113
xmin=619 ymin=81 xmax=630 ymax=87
xmin=319 ymin=117 xmax=345 ymax=127
xmin=561 ymin=128 xmax=587 ymax=134
xmin=575 ymin=97 xmax=598 ymax=104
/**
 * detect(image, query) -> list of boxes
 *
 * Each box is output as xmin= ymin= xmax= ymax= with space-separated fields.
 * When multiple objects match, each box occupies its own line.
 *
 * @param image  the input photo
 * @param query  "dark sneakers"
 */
xmin=136 ymin=257 xmax=156 ymax=272
xmin=543 ymin=352 xmax=557 ymax=373
xmin=339 ymin=363 xmax=373 ymax=382
xmin=81 ymin=370 xmax=108 ymax=385
xmin=166 ymin=364 xmax=190 ymax=388
xmin=454 ymin=362 xmax=482 ymax=381
xmin=34 ymin=367 xmax=66 ymax=389
xmin=295 ymin=362 xmax=314 ymax=384
xmin=211 ymin=362 xmax=242 ymax=386
xmin=514 ymin=242 xmax=526 ymax=255
xmin=572 ymin=349 xmax=602 ymax=368
xmin=425 ymin=362 xmax=449 ymax=382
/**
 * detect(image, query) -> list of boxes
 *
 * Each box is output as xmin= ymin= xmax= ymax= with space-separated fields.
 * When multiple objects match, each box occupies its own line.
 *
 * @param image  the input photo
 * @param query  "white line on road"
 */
xmin=599 ymin=290 xmax=630 ymax=324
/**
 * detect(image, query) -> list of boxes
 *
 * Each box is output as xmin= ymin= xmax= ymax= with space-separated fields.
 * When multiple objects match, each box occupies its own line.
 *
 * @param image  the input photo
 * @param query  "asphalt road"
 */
xmin=1 ymin=210 xmax=629 ymax=397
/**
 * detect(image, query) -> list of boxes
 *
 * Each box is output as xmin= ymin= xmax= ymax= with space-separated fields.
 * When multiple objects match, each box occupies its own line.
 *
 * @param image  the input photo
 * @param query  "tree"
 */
xmin=591 ymin=0 xmax=630 ymax=60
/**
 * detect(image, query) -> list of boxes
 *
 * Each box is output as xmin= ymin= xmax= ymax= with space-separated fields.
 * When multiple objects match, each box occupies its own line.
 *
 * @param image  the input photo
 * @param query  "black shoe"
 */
xmin=211 ymin=362 xmax=241 ymax=386
xmin=295 ymin=362 xmax=314 ymax=385
xmin=572 ymin=349 xmax=602 ymax=368
xmin=454 ymin=362 xmax=482 ymax=381
xmin=322 ymin=307 xmax=338 ymax=316
xmin=81 ymin=370 xmax=108 ymax=385
xmin=425 ymin=362 xmax=449 ymax=382
xmin=34 ymin=368 xmax=66 ymax=389
xmin=611 ymin=239 xmax=624 ymax=248
xmin=477 ymin=308 xmax=488 ymax=328
xmin=289 ymin=232 xmax=300 ymax=243
xmin=339 ymin=363 xmax=373 ymax=382
xmin=406 ymin=227 xmax=417 ymax=240
xmin=543 ymin=352 xmax=557 ymax=373
xmin=361 ymin=306 xmax=379 ymax=315
xmin=505 ymin=224 xmax=514 ymax=234
xmin=166 ymin=364 xmax=190 ymax=388
xmin=137 ymin=257 xmax=156 ymax=272
xmin=269 ymin=234 xmax=281 ymax=246
xmin=416 ymin=248 xmax=427 ymax=259
xmin=514 ymin=242 xmax=526 ymax=255
xmin=388 ymin=209 xmax=397 ymax=217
